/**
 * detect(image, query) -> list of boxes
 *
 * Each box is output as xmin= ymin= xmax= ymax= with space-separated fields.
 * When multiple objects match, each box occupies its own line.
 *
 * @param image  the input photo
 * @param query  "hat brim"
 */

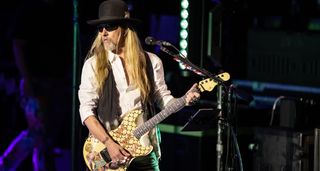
xmin=87 ymin=18 xmax=141 ymax=26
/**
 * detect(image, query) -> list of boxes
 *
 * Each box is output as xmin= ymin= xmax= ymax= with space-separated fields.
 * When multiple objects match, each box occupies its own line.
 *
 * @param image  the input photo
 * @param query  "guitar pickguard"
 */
xmin=109 ymin=109 xmax=153 ymax=157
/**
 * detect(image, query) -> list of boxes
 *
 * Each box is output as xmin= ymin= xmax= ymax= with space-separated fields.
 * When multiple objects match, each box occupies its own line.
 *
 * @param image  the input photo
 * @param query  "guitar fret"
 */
xmin=149 ymin=117 xmax=156 ymax=129
xmin=133 ymin=96 xmax=186 ymax=139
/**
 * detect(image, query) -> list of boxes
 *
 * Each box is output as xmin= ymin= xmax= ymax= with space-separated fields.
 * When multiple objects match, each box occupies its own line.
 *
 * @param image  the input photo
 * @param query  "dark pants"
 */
xmin=127 ymin=152 xmax=160 ymax=171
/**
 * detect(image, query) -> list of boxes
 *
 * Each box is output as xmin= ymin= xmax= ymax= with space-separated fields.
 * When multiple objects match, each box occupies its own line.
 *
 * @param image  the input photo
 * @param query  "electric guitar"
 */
xmin=83 ymin=72 xmax=230 ymax=171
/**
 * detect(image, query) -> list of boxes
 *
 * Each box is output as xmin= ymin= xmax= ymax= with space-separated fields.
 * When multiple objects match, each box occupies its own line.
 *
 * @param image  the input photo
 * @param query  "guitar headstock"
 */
xmin=198 ymin=72 xmax=230 ymax=92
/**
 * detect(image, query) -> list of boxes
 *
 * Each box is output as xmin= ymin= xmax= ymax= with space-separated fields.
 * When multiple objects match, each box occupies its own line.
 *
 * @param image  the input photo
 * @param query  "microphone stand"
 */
xmin=159 ymin=46 xmax=226 ymax=87
xmin=216 ymin=85 xmax=224 ymax=171
xmin=159 ymin=45 xmax=228 ymax=171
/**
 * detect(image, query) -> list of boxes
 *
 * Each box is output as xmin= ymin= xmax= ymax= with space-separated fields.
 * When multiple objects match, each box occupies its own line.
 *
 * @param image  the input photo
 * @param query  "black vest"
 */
xmin=96 ymin=52 xmax=155 ymax=130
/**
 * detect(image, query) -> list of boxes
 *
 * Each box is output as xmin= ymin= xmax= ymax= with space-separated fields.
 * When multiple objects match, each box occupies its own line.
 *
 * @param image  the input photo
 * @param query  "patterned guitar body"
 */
xmin=109 ymin=110 xmax=153 ymax=157
xmin=83 ymin=109 xmax=153 ymax=171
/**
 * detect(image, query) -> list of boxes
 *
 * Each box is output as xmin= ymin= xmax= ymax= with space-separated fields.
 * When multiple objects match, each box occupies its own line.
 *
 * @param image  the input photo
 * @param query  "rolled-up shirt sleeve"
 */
xmin=78 ymin=57 xmax=99 ymax=124
xmin=148 ymin=52 xmax=174 ymax=109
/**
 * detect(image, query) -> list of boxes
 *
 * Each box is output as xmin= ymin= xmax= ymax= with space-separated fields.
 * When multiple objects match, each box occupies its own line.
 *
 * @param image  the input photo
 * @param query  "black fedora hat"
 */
xmin=87 ymin=0 xmax=140 ymax=25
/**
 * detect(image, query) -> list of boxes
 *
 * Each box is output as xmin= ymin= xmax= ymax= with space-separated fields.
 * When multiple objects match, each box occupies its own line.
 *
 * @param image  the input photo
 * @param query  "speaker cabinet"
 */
xmin=252 ymin=127 xmax=303 ymax=171
xmin=302 ymin=128 xmax=320 ymax=171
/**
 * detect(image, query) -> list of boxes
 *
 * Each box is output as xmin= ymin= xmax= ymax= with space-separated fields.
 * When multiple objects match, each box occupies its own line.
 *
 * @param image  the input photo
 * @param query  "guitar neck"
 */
xmin=133 ymin=95 xmax=186 ymax=138
xmin=132 ymin=73 xmax=231 ymax=139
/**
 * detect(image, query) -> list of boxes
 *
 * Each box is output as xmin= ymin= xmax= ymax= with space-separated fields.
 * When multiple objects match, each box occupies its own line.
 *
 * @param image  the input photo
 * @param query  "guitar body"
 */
xmin=83 ymin=109 xmax=153 ymax=171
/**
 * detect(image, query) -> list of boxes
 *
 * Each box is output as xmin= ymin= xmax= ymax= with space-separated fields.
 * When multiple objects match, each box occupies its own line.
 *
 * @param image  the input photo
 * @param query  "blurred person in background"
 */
xmin=0 ymin=0 xmax=72 ymax=170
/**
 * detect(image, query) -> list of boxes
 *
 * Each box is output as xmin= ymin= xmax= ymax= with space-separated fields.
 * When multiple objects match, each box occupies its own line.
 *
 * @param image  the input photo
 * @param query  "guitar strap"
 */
xmin=143 ymin=51 xmax=156 ymax=119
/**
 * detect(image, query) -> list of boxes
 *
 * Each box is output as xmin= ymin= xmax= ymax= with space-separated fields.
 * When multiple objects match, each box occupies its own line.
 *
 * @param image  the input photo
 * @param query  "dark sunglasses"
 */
xmin=97 ymin=23 xmax=119 ymax=32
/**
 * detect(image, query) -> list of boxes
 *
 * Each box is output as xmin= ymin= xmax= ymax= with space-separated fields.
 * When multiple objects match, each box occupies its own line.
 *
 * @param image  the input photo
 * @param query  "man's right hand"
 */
xmin=105 ymin=140 xmax=131 ymax=163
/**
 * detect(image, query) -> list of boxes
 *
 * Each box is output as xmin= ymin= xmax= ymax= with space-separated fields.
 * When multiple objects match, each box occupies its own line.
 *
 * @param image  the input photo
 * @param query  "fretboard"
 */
xmin=133 ymin=95 xmax=186 ymax=138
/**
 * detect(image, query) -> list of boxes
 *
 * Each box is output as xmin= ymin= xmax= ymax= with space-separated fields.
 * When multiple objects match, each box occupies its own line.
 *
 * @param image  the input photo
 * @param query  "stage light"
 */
xmin=179 ymin=0 xmax=189 ymax=71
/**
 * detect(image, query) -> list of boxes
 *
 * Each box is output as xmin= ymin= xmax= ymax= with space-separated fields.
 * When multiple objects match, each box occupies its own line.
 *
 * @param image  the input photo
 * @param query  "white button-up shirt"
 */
xmin=78 ymin=51 xmax=174 ymax=125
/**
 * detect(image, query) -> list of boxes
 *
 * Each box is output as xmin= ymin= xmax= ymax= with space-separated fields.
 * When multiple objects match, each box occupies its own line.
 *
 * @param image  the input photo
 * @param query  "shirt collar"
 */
xmin=108 ymin=50 xmax=117 ymax=63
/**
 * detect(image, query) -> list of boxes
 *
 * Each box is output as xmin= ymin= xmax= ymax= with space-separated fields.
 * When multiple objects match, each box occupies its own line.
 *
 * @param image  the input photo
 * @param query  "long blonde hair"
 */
xmin=86 ymin=32 xmax=110 ymax=94
xmin=86 ymin=27 xmax=151 ymax=103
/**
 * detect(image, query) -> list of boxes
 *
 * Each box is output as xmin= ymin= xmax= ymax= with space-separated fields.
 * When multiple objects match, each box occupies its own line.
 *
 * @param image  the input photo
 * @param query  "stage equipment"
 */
xmin=145 ymin=36 xmax=245 ymax=171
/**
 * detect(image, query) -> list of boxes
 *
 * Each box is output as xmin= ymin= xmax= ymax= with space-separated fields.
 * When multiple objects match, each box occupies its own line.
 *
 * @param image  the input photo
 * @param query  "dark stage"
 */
xmin=1 ymin=0 xmax=320 ymax=170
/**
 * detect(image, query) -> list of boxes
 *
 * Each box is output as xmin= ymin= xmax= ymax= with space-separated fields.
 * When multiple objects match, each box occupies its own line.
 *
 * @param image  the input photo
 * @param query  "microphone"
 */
xmin=145 ymin=36 xmax=172 ymax=46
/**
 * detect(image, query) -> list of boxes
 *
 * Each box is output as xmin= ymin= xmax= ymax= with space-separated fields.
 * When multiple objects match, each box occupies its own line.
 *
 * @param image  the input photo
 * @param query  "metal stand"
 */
xmin=216 ymin=85 xmax=223 ymax=171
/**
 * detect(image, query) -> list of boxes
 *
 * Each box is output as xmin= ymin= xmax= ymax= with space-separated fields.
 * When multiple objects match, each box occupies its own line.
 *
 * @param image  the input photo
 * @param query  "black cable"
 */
xmin=231 ymin=126 xmax=243 ymax=171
